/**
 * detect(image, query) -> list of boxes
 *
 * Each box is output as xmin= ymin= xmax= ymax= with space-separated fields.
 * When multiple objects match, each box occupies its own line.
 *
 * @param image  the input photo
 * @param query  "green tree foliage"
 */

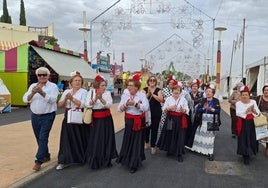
xmin=0 ymin=0 xmax=12 ymax=23
xmin=46 ymin=36 xmax=60 ymax=46
xmin=19 ymin=0 xmax=26 ymax=26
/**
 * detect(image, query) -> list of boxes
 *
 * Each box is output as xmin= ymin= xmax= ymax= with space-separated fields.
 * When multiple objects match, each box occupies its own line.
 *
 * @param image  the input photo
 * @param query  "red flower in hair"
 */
xmin=172 ymin=80 xmax=178 ymax=86
xmin=132 ymin=74 xmax=140 ymax=82
xmin=94 ymin=75 xmax=103 ymax=82
xmin=244 ymin=85 xmax=249 ymax=92
xmin=240 ymin=85 xmax=249 ymax=92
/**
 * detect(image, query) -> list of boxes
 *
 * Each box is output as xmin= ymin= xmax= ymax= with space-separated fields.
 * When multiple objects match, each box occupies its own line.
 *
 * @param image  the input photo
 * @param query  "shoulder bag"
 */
xmin=207 ymin=114 xmax=220 ymax=131
xmin=254 ymin=96 xmax=268 ymax=127
xmin=83 ymin=90 xmax=93 ymax=124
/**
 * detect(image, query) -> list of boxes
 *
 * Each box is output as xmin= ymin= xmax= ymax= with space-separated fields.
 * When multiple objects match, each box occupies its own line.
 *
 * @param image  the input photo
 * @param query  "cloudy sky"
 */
xmin=3 ymin=0 xmax=268 ymax=78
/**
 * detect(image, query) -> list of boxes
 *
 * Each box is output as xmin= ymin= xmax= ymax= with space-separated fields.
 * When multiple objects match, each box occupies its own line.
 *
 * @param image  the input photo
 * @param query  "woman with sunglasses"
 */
xmin=143 ymin=76 xmax=163 ymax=154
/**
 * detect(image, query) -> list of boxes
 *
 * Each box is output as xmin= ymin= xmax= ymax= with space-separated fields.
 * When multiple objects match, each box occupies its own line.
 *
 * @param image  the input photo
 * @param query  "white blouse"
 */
xmin=236 ymin=99 xmax=260 ymax=119
xmin=117 ymin=91 xmax=149 ymax=115
xmin=59 ymin=88 xmax=88 ymax=109
xmin=162 ymin=95 xmax=189 ymax=115
xmin=85 ymin=89 xmax=113 ymax=109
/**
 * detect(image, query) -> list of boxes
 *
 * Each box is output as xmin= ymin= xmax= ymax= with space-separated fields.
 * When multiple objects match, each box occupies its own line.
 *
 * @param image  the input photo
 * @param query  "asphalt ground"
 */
xmin=16 ymin=110 xmax=268 ymax=188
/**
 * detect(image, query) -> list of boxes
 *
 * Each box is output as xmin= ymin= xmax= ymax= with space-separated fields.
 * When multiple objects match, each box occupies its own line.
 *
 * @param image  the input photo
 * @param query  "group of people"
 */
xmin=229 ymin=82 xmax=268 ymax=163
xmin=23 ymin=67 xmax=118 ymax=171
xmin=23 ymin=67 xmax=268 ymax=174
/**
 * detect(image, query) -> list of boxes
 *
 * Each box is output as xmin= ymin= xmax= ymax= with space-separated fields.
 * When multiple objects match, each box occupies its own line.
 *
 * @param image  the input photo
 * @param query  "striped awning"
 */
xmin=0 ymin=41 xmax=23 ymax=51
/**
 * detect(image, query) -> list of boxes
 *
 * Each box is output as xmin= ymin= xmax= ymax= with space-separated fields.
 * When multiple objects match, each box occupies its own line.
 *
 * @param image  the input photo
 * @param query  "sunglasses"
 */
xmin=37 ymin=74 xmax=48 ymax=77
xmin=149 ymin=79 xmax=156 ymax=82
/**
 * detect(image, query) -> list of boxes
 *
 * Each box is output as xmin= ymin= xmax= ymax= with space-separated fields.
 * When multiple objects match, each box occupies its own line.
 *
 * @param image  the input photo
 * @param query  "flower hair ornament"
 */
xmin=172 ymin=80 xmax=178 ymax=86
xmin=70 ymin=71 xmax=81 ymax=77
xmin=94 ymin=75 xmax=104 ymax=82
xmin=240 ymin=85 xmax=249 ymax=92
xmin=168 ymin=74 xmax=176 ymax=80
xmin=192 ymin=79 xmax=200 ymax=86
xmin=132 ymin=74 xmax=141 ymax=82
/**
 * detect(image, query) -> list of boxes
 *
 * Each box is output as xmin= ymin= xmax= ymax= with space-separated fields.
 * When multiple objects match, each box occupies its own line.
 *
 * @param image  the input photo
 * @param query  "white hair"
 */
xmin=35 ymin=67 xmax=50 ymax=75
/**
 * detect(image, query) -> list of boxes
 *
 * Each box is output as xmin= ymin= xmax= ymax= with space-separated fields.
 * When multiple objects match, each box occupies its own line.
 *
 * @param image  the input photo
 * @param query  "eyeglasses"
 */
xmin=149 ymin=79 xmax=156 ymax=82
xmin=37 ymin=74 xmax=48 ymax=77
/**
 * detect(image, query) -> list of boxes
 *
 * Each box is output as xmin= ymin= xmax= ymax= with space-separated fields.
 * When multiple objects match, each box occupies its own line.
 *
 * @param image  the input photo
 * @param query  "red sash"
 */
xmin=125 ymin=112 xmax=145 ymax=131
xmin=236 ymin=114 xmax=254 ymax=136
xmin=168 ymin=111 xmax=188 ymax=128
xmin=92 ymin=109 xmax=111 ymax=118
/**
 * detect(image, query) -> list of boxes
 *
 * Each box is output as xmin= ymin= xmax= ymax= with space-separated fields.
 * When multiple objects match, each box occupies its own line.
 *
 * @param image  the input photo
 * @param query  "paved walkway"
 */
xmin=0 ymin=100 xmax=231 ymax=188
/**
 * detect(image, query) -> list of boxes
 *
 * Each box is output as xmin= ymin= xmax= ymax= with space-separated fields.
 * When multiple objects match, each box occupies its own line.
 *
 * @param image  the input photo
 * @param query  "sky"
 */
xmin=3 ymin=0 xmax=268 ymax=78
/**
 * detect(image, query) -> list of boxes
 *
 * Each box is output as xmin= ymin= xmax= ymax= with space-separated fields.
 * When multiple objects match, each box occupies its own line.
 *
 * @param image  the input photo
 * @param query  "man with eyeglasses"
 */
xmin=23 ymin=67 xmax=59 ymax=171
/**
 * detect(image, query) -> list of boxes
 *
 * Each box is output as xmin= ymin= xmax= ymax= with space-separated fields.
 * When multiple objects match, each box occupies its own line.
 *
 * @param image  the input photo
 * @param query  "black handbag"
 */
xmin=207 ymin=114 xmax=220 ymax=131
xmin=166 ymin=118 xmax=173 ymax=130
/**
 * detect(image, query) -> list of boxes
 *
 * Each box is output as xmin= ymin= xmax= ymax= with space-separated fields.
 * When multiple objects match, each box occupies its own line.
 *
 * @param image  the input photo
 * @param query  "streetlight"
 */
xmin=89 ymin=0 xmax=121 ymax=62
xmin=214 ymin=26 xmax=227 ymax=93
xmin=79 ymin=11 xmax=91 ymax=63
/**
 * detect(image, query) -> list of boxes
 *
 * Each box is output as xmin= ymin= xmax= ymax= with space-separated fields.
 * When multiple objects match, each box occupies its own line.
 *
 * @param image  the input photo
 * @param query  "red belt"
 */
xmin=125 ymin=112 xmax=145 ymax=131
xmin=93 ymin=109 xmax=111 ymax=118
xmin=168 ymin=111 xmax=188 ymax=128
xmin=237 ymin=114 xmax=254 ymax=136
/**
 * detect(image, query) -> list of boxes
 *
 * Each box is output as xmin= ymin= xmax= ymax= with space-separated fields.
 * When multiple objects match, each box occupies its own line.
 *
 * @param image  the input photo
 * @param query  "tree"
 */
xmin=46 ymin=36 xmax=60 ymax=46
xmin=19 ymin=0 xmax=26 ymax=26
xmin=0 ymin=0 xmax=12 ymax=23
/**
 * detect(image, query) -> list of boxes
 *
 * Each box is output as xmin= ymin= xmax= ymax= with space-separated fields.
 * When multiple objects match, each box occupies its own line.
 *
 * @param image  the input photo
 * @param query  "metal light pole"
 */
xmin=89 ymin=0 xmax=121 ymax=62
xmin=214 ymin=27 xmax=227 ymax=93
xmin=79 ymin=11 xmax=90 ymax=63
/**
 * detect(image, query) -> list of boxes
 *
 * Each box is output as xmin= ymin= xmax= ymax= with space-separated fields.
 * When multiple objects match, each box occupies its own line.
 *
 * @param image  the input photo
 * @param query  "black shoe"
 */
xmin=166 ymin=152 xmax=172 ymax=157
xmin=177 ymin=155 xmax=183 ymax=163
xmin=243 ymin=155 xmax=250 ymax=165
xmin=130 ymin=167 xmax=137 ymax=173
xmin=232 ymin=134 xmax=236 ymax=138
xmin=208 ymin=154 xmax=214 ymax=161
xmin=107 ymin=162 xmax=113 ymax=168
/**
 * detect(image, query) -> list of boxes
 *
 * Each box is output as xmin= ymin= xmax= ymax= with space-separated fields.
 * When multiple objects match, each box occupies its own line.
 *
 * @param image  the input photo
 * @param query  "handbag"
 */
xmin=207 ymin=114 xmax=220 ymax=131
xmin=83 ymin=89 xmax=93 ymax=124
xmin=254 ymin=95 xmax=268 ymax=127
xmin=83 ymin=108 xmax=92 ymax=124
xmin=255 ymin=125 xmax=268 ymax=140
xmin=67 ymin=109 xmax=83 ymax=124
xmin=166 ymin=118 xmax=173 ymax=130
xmin=254 ymin=113 xmax=268 ymax=127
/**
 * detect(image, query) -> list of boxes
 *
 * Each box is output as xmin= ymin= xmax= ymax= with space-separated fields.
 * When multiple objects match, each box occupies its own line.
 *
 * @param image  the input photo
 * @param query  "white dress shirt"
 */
xmin=23 ymin=81 xmax=59 ymax=114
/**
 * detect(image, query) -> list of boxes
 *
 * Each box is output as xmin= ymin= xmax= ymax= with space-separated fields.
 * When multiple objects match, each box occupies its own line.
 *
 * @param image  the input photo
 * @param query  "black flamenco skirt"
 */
xmin=157 ymin=116 xmax=186 ymax=156
xmin=57 ymin=112 xmax=88 ymax=164
xmin=184 ymin=116 xmax=199 ymax=148
xmin=116 ymin=118 xmax=146 ymax=169
xmin=237 ymin=119 xmax=258 ymax=156
xmin=85 ymin=109 xmax=118 ymax=169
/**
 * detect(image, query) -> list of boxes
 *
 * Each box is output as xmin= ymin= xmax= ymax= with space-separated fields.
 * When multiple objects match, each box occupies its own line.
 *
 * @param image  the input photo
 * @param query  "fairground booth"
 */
xmin=0 ymin=40 xmax=96 ymax=106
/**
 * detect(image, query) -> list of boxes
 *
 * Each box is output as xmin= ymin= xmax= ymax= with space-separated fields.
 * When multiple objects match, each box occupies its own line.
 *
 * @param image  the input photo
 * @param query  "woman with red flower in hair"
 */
xmin=117 ymin=74 xmax=149 ymax=173
xmin=236 ymin=85 xmax=260 ymax=165
xmin=84 ymin=75 xmax=118 ymax=169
